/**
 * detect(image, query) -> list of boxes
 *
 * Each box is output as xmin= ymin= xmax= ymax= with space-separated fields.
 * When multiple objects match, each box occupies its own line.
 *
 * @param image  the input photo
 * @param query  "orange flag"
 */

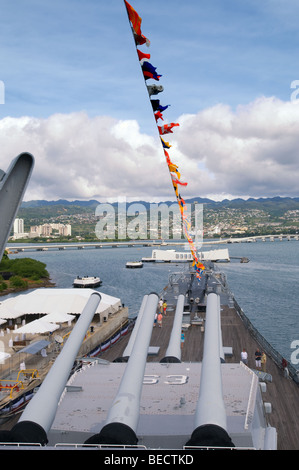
xmin=124 ymin=1 xmax=150 ymax=46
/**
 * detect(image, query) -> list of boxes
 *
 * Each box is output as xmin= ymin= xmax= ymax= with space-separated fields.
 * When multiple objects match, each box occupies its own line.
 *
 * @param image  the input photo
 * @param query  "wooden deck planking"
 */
xmin=221 ymin=304 xmax=299 ymax=450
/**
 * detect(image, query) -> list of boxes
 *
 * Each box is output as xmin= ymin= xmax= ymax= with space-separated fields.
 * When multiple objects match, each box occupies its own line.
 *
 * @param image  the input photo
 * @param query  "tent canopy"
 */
xmin=42 ymin=311 xmax=75 ymax=323
xmin=13 ymin=319 xmax=59 ymax=334
xmin=0 ymin=288 xmax=121 ymax=320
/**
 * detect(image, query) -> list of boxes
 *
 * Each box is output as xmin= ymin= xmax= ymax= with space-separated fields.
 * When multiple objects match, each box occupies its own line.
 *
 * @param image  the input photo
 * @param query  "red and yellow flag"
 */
xmin=124 ymin=0 xmax=150 ymax=46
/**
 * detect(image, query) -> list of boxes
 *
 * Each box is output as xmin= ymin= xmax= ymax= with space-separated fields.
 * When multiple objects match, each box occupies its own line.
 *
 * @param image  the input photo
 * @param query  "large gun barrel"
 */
xmin=0 ymin=292 xmax=101 ymax=445
xmin=160 ymin=294 xmax=185 ymax=363
xmin=218 ymin=294 xmax=225 ymax=363
xmin=85 ymin=292 xmax=158 ymax=445
xmin=121 ymin=294 xmax=149 ymax=360
xmin=0 ymin=153 xmax=34 ymax=261
xmin=186 ymin=293 xmax=234 ymax=448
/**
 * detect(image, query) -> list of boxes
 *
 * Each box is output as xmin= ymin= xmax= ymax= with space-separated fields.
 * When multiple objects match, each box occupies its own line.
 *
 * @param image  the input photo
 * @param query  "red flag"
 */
xmin=137 ymin=49 xmax=151 ymax=62
xmin=171 ymin=175 xmax=187 ymax=186
xmin=154 ymin=111 xmax=164 ymax=122
xmin=158 ymin=123 xmax=180 ymax=135
xmin=164 ymin=150 xmax=171 ymax=164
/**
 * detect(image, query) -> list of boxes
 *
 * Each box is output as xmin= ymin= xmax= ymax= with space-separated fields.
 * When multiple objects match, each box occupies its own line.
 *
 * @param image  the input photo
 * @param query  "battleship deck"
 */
xmin=0 ymin=269 xmax=298 ymax=450
xmin=97 ymin=273 xmax=299 ymax=451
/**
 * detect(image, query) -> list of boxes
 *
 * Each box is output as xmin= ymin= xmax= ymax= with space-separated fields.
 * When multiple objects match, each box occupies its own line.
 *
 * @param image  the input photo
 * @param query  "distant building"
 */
xmin=59 ymin=224 xmax=72 ymax=237
xmin=30 ymin=225 xmax=42 ymax=237
xmin=12 ymin=218 xmax=29 ymax=239
xmin=29 ymin=223 xmax=72 ymax=238
xmin=41 ymin=224 xmax=52 ymax=237
xmin=13 ymin=218 xmax=24 ymax=235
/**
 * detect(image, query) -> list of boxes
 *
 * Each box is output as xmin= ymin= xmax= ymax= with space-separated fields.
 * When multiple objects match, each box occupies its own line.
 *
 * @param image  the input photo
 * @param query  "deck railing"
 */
xmin=232 ymin=296 xmax=299 ymax=384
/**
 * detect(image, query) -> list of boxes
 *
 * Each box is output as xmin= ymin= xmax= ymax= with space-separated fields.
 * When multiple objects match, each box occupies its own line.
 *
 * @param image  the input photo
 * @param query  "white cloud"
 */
xmin=0 ymin=96 xmax=298 ymax=202
xmin=175 ymin=96 xmax=299 ymax=198
xmin=0 ymin=112 xmax=169 ymax=200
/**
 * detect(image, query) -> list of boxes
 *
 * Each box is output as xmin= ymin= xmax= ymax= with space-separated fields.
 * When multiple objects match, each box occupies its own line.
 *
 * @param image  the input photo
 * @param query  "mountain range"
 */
xmin=20 ymin=196 xmax=299 ymax=216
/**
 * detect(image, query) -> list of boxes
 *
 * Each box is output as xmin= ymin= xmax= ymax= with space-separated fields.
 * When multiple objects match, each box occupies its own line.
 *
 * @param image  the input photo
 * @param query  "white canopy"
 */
xmin=13 ymin=319 xmax=60 ymax=334
xmin=0 ymin=302 xmax=21 ymax=319
xmin=0 ymin=288 xmax=121 ymax=320
xmin=42 ymin=311 xmax=75 ymax=323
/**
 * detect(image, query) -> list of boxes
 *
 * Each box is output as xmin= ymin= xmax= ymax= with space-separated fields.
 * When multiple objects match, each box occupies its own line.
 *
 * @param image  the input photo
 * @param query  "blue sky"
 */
xmin=1 ymin=0 xmax=298 ymax=123
xmin=0 ymin=0 xmax=299 ymax=200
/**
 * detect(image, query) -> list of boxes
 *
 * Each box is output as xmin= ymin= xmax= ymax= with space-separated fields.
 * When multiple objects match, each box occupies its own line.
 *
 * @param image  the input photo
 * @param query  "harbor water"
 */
xmin=5 ymin=239 xmax=299 ymax=369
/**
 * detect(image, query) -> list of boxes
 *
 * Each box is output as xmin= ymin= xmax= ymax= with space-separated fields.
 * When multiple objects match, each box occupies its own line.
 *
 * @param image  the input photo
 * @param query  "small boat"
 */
xmin=73 ymin=276 xmax=102 ymax=288
xmin=125 ymin=261 xmax=143 ymax=268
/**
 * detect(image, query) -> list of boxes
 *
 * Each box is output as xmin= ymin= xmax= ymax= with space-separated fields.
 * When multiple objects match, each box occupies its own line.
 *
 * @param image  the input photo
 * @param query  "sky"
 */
xmin=0 ymin=0 xmax=299 ymax=202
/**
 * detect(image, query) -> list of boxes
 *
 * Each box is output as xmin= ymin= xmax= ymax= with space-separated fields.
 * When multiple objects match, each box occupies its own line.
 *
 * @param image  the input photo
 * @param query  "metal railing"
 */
xmin=233 ymin=296 xmax=299 ymax=384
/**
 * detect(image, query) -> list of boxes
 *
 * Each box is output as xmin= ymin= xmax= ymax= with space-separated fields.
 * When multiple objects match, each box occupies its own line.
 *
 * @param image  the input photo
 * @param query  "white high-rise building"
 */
xmin=12 ymin=218 xmax=28 ymax=239
xmin=13 ymin=218 xmax=24 ymax=235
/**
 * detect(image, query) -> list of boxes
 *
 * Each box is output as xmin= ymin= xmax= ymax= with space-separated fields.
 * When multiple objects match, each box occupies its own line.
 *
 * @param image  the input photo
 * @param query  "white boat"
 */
xmin=125 ymin=261 xmax=143 ymax=268
xmin=73 ymin=276 xmax=102 ymax=288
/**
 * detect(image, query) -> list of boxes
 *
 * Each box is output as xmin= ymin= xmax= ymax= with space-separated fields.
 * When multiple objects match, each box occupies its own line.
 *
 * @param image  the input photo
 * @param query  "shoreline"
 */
xmin=0 ymin=278 xmax=55 ymax=297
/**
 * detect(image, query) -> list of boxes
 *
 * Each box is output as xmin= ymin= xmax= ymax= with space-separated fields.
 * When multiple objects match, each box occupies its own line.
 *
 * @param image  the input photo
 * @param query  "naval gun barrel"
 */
xmin=160 ymin=294 xmax=185 ymax=363
xmin=0 ymin=292 xmax=101 ymax=445
xmin=0 ymin=153 xmax=34 ymax=261
xmin=218 ymin=294 xmax=225 ymax=363
xmin=186 ymin=293 xmax=234 ymax=448
xmin=121 ymin=294 xmax=149 ymax=360
xmin=85 ymin=292 xmax=158 ymax=446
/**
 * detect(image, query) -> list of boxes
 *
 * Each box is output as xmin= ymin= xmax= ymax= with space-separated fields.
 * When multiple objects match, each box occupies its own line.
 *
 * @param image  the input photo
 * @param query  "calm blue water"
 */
xmin=215 ymin=240 xmax=299 ymax=368
xmin=6 ymin=245 xmax=181 ymax=315
xmin=5 ymin=240 xmax=299 ymax=368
